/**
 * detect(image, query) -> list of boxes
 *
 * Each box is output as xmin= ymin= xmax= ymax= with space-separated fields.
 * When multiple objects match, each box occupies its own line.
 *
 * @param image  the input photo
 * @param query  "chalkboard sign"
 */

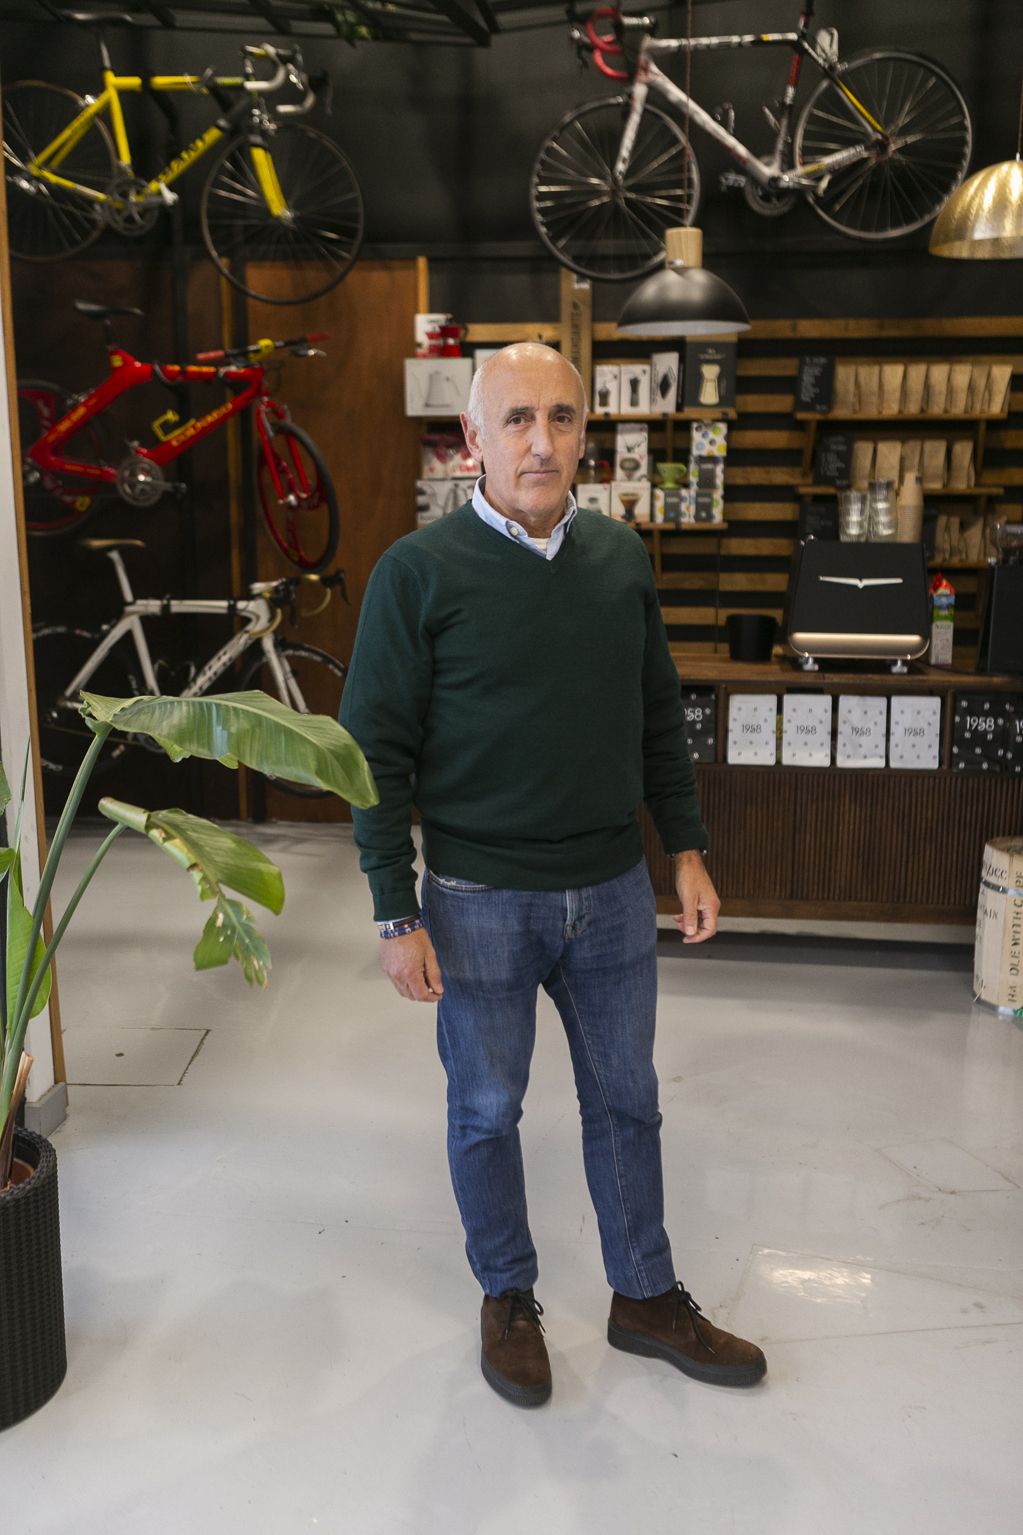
xmin=814 ymin=430 xmax=854 ymax=487
xmin=799 ymin=501 xmax=839 ymax=541
xmin=796 ymin=354 xmax=836 ymax=413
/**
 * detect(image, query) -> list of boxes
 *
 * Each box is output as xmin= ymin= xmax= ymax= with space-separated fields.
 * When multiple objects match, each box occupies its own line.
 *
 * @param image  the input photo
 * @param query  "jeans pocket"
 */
xmin=427 ymin=871 xmax=492 ymax=894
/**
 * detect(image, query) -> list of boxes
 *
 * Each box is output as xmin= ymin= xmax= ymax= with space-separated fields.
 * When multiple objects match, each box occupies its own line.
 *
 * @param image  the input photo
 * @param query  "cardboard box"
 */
xmin=782 ymin=694 xmax=833 ymax=766
xmin=653 ymin=486 xmax=691 ymax=524
xmin=835 ymin=695 xmax=888 ymax=768
xmin=888 ymin=696 xmax=942 ymax=769
xmin=727 ymin=694 xmax=778 ymax=766
xmin=611 ymin=480 xmax=651 ymax=522
xmin=576 ymin=482 xmax=613 ymax=517
xmin=952 ymin=692 xmax=1011 ymax=773
xmin=681 ymin=689 xmax=716 ymax=763
xmin=690 ymin=419 xmax=728 ymax=457
xmin=404 ymin=358 xmax=473 ymax=416
xmin=615 ymin=422 xmax=649 ymax=480
xmin=415 ymin=479 xmax=461 ymax=520
xmin=620 ymin=363 xmax=652 ymax=415
xmin=593 ymin=364 xmax=621 ymax=415
xmin=650 ymin=351 xmax=681 ymax=412
xmin=974 ymin=839 xmax=1023 ymax=1012
xmin=683 ymin=339 xmax=736 ymax=410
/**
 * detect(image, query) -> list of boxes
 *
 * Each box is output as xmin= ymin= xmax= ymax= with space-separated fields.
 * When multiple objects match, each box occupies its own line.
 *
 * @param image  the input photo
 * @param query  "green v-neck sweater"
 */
xmin=339 ymin=502 xmax=708 ymax=920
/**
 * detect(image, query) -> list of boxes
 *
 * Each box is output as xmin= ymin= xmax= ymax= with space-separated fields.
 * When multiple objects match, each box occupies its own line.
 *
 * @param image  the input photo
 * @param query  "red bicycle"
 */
xmin=18 ymin=300 xmax=340 ymax=571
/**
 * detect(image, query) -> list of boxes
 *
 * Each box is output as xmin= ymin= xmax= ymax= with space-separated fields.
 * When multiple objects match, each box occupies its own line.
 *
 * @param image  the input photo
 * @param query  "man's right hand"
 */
xmin=379 ymin=927 xmax=444 ymax=1002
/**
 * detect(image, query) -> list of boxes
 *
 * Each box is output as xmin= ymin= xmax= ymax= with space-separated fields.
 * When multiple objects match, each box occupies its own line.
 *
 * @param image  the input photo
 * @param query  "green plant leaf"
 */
xmin=80 ymin=691 xmax=378 ymax=807
xmin=194 ymin=898 xmax=271 ymax=987
xmin=99 ymin=803 xmax=285 ymax=914
xmin=0 ymin=849 xmax=14 ymax=885
xmin=5 ymin=850 xmax=51 ymax=1029
xmin=0 ymin=760 xmax=10 ymax=814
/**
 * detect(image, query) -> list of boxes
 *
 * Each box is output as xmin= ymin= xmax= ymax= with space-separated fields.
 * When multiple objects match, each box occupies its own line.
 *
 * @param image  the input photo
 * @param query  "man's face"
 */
xmin=461 ymin=348 xmax=587 ymax=531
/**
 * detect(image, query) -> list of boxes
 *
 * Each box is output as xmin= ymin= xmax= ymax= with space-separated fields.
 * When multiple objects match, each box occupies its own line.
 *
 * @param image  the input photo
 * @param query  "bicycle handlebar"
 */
xmin=579 ymin=8 xmax=655 ymax=81
xmin=195 ymin=332 xmax=328 ymax=365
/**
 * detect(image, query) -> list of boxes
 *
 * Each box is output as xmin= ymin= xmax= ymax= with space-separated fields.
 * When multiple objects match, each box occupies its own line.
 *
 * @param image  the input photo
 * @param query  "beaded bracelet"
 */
xmin=376 ymin=917 xmax=424 ymax=940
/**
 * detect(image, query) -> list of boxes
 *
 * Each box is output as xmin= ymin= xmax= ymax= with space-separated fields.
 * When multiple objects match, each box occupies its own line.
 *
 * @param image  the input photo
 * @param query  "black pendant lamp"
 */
xmin=617 ymin=228 xmax=751 ymax=337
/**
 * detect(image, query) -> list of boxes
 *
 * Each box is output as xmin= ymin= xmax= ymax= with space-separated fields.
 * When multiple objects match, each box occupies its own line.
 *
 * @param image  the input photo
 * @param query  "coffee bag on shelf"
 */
xmin=902 ymin=362 xmax=928 ymax=414
xmin=947 ymin=362 xmax=971 ymax=413
xmin=925 ymin=363 xmax=951 ymax=414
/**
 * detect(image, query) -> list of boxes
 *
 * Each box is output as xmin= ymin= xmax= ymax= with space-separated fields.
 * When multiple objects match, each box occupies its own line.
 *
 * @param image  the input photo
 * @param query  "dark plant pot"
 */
xmin=0 ymin=1128 xmax=67 ymax=1429
xmin=726 ymin=614 xmax=777 ymax=663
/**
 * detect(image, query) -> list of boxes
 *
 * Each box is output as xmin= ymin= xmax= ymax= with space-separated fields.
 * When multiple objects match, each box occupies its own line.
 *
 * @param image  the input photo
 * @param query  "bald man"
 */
xmin=340 ymin=344 xmax=765 ymax=1406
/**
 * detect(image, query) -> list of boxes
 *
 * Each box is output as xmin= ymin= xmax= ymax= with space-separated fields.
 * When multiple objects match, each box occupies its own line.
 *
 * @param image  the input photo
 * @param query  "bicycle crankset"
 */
xmin=115 ymin=454 xmax=166 ymax=507
xmin=743 ymin=171 xmax=798 ymax=218
xmin=102 ymin=174 xmax=163 ymax=237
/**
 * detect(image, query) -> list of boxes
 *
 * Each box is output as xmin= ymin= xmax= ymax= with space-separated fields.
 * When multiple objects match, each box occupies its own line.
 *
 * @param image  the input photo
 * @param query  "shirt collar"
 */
xmin=471 ymin=477 xmax=576 ymax=559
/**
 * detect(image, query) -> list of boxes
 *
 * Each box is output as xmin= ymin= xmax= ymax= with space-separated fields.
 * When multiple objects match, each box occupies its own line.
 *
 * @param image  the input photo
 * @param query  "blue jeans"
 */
xmin=421 ymin=858 xmax=675 ymax=1300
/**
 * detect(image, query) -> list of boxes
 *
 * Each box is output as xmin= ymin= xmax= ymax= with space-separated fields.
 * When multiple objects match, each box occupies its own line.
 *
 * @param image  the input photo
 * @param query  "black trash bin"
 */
xmin=726 ymin=614 xmax=777 ymax=662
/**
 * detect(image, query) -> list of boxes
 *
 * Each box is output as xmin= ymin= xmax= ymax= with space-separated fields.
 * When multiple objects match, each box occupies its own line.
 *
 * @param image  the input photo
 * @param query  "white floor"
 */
xmin=10 ymin=825 xmax=1022 ymax=1535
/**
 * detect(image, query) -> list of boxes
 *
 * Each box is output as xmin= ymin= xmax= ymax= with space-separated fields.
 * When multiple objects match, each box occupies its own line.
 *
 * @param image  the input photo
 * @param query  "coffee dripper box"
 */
xmin=615 ymin=423 xmax=649 ymax=480
xmin=611 ymin=481 xmax=651 ymax=523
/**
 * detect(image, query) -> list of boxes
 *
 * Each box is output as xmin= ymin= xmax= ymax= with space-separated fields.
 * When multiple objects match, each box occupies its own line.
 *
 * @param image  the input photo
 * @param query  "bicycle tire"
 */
xmin=3 ymin=82 xmax=116 ymax=262
xmin=18 ymin=378 xmax=109 ymax=537
xmin=240 ymin=640 xmax=347 ymax=798
xmin=32 ymin=625 xmax=140 ymax=787
xmin=530 ymin=94 xmax=700 ymax=282
xmin=257 ymin=420 xmax=340 ymax=573
xmin=794 ymin=49 xmax=972 ymax=240
xmin=200 ymin=124 xmax=364 ymax=306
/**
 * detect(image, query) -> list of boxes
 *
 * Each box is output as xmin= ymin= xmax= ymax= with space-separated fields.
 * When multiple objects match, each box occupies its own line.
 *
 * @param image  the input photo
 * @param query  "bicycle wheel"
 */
xmin=240 ymin=640 xmax=347 ymax=798
xmin=18 ymin=379 xmax=108 ymax=536
xmin=3 ymin=82 xmax=116 ymax=261
xmin=795 ymin=49 xmax=972 ymax=240
xmin=531 ymin=95 xmax=699 ymax=281
xmin=32 ymin=625 xmax=140 ymax=786
xmin=200 ymin=124 xmax=364 ymax=306
xmin=257 ymin=420 xmax=340 ymax=573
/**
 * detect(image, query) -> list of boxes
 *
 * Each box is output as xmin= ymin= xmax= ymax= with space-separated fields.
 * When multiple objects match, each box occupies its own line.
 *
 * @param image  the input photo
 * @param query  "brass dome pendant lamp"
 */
xmin=930 ymin=74 xmax=1023 ymax=259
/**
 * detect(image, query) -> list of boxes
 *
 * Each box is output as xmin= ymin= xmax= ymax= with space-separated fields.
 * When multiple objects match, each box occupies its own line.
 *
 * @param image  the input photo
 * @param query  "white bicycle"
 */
xmin=531 ymin=3 xmax=973 ymax=280
xmin=33 ymin=539 xmax=347 ymax=795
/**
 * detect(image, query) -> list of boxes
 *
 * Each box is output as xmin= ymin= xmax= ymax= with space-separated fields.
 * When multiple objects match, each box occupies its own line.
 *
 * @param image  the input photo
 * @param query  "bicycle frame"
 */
xmin=22 ymin=60 xmax=290 ymax=215
xmin=614 ymin=20 xmax=884 ymax=192
xmin=26 ymin=347 xmax=279 ymax=487
xmin=53 ymin=551 xmax=303 ymax=714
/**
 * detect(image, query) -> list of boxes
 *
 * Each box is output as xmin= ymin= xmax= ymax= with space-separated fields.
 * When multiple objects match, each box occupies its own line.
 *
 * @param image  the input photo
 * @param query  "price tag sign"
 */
xmin=889 ymin=696 xmax=942 ymax=770
xmin=726 ymin=694 xmax=779 ymax=766
xmin=782 ymin=694 xmax=833 ymax=766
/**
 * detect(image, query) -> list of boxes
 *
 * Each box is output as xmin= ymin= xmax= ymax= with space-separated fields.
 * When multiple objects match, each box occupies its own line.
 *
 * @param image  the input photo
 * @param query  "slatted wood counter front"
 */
xmin=641 ymin=657 xmax=1023 ymax=924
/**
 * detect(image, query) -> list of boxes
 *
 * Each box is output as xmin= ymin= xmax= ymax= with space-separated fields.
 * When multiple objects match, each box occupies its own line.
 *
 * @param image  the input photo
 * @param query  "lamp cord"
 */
xmin=684 ymin=0 xmax=694 ymax=215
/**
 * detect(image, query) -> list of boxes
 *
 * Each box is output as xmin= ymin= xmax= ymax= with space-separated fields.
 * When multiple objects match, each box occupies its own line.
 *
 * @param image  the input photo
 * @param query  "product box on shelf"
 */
xmin=419 ymin=433 xmax=461 ymax=479
xmin=415 ymin=479 xmax=461 ymax=523
xmin=653 ymin=486 xmax=692 ymax=524
xmin=683 ymin=339 xmax=736 ymax=410
xmin=782 ymin=694 xmax=833 ymax=767
xmin=681 ymin=689 xmax=717 ymax=762
xmin=726 ymin=694 xmax=778 ymax=766
xmin=951 ymin=692 xmax=1017 ymax=773
xmin=693 ymin=490 xmax=725 ymax=523
xmin=650 ymin=351 xmax=681 ymax=412
xmin=593 ymin=364 xmax=621 ymax=415
xmin=620 ymin=363 xmax=652 ymax=415
xmin=974 ymin=838 xmax=1023 ymax=1012
xmin=576 ymin=483 xmax=613 ymax=517
xmin=888 ymin=696 xmax=942 ymax=770
xmin=835 ymin=695 xmax=888 ymax=768
xmin=404 ymin=358 xmax=473 ymax=416
xmin=615 ymin=423 xmax=649 ymax=480
xmin=690 ymin=420 xmax=728 ymax=457
xmin=611 ymin=481 xmax=651 ymax=523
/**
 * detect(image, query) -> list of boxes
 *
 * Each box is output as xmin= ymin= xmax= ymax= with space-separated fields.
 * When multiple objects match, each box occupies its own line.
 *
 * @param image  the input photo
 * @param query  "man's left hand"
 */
xmin=672 ymin=850 xmax=720 ymax=944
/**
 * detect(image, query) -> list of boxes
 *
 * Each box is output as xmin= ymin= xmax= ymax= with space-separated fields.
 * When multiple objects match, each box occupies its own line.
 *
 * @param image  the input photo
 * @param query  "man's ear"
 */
xmin=461 ymin=413 xmax=483 ymax=461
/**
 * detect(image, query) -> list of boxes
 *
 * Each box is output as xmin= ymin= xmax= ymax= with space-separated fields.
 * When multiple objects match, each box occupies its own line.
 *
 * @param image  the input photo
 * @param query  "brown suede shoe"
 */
xmin=480 ymin=1289 xmax=552 ymax=1407
xmin=608 ymin=1281 xmax=766 ymax=1388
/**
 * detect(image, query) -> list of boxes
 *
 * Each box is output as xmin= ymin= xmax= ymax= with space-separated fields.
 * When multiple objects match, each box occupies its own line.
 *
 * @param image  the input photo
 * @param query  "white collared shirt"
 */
xmin=471 ymin=477 xmax=577 ymax=561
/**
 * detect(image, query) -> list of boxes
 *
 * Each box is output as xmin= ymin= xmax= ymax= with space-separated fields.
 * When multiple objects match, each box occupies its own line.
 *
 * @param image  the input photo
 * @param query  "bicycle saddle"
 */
xmin=74 ymin=301 xmax=144 ymax=322
xmin=78 ymin=538 xmax=146 ymax=551
xmin=59 ymin=11 xmax=141 ymax=24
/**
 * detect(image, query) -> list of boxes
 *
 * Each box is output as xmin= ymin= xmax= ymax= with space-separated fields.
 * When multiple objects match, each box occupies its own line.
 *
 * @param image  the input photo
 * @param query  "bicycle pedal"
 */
xmin=719 ymin=171 xmax=747 ymax=193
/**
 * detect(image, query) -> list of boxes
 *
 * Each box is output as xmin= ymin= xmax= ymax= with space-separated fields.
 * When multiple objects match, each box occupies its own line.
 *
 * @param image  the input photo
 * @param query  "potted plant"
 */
xmin=0 ymin=688 xmax=377 ymax=1429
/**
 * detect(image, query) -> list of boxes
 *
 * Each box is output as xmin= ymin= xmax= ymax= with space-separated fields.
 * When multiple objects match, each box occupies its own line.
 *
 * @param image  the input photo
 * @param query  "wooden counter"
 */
xmin=641 ymin=654 xmax=1023 ymax=924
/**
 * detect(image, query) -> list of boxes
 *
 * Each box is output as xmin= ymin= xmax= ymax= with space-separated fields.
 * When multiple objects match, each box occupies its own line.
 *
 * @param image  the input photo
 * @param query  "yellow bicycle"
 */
xmin=2 ymin=11 xmax=364 ymax=306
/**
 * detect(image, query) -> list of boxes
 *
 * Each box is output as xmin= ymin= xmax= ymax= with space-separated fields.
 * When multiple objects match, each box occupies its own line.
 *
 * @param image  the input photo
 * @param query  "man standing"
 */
xmin=340 ymin=343 xmax=765 ymax=1405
